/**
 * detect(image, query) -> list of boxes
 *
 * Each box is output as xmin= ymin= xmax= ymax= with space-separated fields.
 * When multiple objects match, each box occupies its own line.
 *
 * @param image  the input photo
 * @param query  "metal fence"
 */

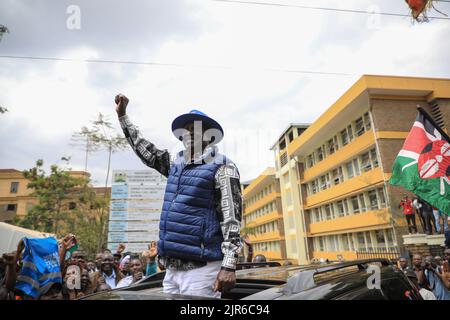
xmin=356 ymin=247 xmax=402 ymax=261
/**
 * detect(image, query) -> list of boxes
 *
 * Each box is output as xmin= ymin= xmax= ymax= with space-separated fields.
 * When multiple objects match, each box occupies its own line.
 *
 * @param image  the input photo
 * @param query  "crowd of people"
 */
xmin=399 ymin=194 xmax=450 ymax=242
xmin=0 ymin=234 xmax=159 ymax=300
xmin=397 ymin=249 xmax=450 ymax=300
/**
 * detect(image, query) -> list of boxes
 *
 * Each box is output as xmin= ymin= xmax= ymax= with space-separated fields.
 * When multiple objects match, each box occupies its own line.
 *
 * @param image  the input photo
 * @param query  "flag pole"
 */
xmin=416 ymin=105 xmax=450 ymax=143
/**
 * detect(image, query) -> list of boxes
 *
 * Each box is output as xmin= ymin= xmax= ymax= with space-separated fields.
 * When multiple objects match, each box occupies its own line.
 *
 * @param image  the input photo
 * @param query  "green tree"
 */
xmin=14 ymin=159 xmax=110 ymax=257
xmin=14 ymin=159 xmax=88 ymax=235
xmin=72 ymin=113 xmax=128 ymax=251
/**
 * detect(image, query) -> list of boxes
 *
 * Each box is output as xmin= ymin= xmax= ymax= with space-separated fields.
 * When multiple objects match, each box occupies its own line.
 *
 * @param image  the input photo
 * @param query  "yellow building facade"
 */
xmin=273 ymin=75 xmax=450 ymax=264
xmin=242 ymin=167 xmax=287 ymax=262
xmin=0 ymin=168 xmax=103 ymax=223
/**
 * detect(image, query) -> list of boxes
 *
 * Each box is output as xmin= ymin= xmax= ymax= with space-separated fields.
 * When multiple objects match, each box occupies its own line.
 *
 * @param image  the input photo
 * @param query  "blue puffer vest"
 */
xmin=157 ymin=151 xmax=230 ymax=262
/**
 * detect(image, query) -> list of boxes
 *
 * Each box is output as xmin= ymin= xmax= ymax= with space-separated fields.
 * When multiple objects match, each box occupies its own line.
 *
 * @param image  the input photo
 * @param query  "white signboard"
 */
xmin=110 ymin=200 xmax=163 ymax=212
xmin=108 ymin=220 xmax=159 ymax=232
xmin=111 ymin=184 xmax=166 ymax=200
xmin=107 ymin=170 xmax=166 ymax=253
xmin=108 ymin=229 xmax=159 ymax=243
xmin=113 ymin=170 xmax=167 ymax=184
xmin=108 ymin=242 xmax=152 ymax=253
xmin=109 ymin=211 xmax=161 ymax=221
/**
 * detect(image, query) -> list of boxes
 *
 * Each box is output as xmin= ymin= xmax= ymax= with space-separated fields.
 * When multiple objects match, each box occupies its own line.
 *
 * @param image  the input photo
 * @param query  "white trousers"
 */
xmin=163 ymin=260 xmax=222 ymax=298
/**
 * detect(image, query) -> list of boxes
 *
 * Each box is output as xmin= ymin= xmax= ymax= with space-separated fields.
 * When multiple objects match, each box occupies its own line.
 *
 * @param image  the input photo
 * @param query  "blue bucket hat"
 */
xmin=171 ymin=109 xmax=224 ymax=143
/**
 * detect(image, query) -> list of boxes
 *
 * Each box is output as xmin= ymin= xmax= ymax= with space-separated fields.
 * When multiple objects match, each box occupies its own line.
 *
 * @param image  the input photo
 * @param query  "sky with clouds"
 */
xmin=0 ymin=0 xmax=449 ymax=186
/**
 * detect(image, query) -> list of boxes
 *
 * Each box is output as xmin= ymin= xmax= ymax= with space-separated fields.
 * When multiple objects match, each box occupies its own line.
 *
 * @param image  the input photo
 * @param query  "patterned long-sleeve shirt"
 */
xmin=119 ymin=115 xmax=243 ymax=271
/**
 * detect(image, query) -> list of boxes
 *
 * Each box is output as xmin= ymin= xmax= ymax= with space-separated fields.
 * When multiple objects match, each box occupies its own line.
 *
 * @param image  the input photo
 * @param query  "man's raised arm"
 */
xmin=115 ymin=94 xmax=171 ymax=177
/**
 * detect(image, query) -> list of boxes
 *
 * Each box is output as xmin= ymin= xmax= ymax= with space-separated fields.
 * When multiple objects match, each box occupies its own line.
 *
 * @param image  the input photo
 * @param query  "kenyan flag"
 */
xmin=389 ymin=108 xmax=450 ymax=215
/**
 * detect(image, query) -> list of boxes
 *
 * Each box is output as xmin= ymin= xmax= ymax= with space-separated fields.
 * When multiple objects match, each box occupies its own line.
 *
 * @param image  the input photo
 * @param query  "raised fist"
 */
xmin=115 ymin=94 xmax=129 ymax=117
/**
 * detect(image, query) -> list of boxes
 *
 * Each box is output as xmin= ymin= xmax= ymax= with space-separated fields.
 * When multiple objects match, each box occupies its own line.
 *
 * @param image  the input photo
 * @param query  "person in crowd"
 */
xmin=142 ymin=241 xmax=158 ymax=276
xmin=423 ymin=256 xmax=450 ymax=300
xmin=432 ymin=207 xmax=444 ymax=234
xmin=94 ymin=253 xmax=103 ymax=272
xmin=78 ymin=269 xmax=94 ymax=298
xmin=86 ymin=262 xmax=96 ymax=273
xmin=97 ymin=283 xmax=111 ymax=292
xmin=434 ymin=256 xmax=443 ymax=268
xmin=398 ymin=257 xmax=410 ymax=273
xmin=0 ymin=252 xmax=18 ymax=300
xmin=404 ymin=270 xmax=436 ymax=300
xmin=115 ymin=94 xmax=242 ymax=298
xmin=412 ymin=196 xmax=426 ymax=233
xmin=119 ymin=254 xmax=132 ymax=276
xmin=253 ymin=255 xmax=267 ymax=263
xmin=399 ymin=195 xmax=417 ymax=234
xmin=71 ymin=251 xmax=87 ymax=271
xmin=116 ymin=257 xmax=144 ymax=288
xmin=421 ymin=199 xmax=437 ymax=235
xmin=91 ymin=253 xmax=124 ymax=291
xmin=412 ymin=254 xmax=430 ymax=291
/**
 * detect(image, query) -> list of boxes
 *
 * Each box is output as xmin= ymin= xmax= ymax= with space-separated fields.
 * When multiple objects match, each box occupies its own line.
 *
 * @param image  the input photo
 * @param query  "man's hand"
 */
xmin=133 ymin=271 xmax=143 ymax=283
xmin=117 ymin=243 xmax=126 ymax=254
xmin=115 ymin=94 xmax=129 ymax=117
xmin=214 ymin=270 xmax=236 ymax=293
xmin=148 ymin=241 xmax=157 ymax=258
xmin=2 ymin=253 xmax=16 ymax=266
xmin=62 ymin=234 xmax=76 ymax=251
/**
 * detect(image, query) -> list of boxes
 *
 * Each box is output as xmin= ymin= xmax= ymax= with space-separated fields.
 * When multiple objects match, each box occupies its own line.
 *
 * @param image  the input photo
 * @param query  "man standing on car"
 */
xmin=115 ymin=94 xmax=242 ymax=298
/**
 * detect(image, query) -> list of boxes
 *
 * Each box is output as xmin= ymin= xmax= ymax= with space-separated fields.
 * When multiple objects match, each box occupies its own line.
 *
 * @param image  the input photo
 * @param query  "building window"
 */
xmin=319 ymin=174 xmax=330 ymax=190
xmin=346 ymin=162 xmax=354 ymax=179
xmin=307 ymin=154 xmax=315 ymax=168
xmin=324 ymin=204 xmax=333 ymax=220
xmin=351 ymin=196 xmax=360 ymax=214
xmin=355 ymin=117 xmax=365 ymax=136
xmin=377 ymin=188 xmax=387 ymax=208
xmin=360 ymin=152 xmax=372 ymax=172
xmin=318 ymin=237 xmax=325 ymax=251
xmin=365 ymin=232 xmax=373 ymax=251
xmin=297 ymin=128 xmax=306 ymax=136
xmin=314 ymin=208 xmax=321 ymax=222
xmin=332 ymin=167 xmax=343 ymax=185
xmin=336 ymin=200 xmax=346 ymax=217
xmin=10 ymin=182 xmax=19 ymax=193
xmin=327 ymin=137 xmax=338 ymax=155
xmin=368 ymin=190 xmax=379 ymax=210
xmin=357 ymin=232 xmax=366 ymax=251
xmin=288 ymin=131 xmax=294 ymax=143
xmin=370 ymin=148 xmax=379 ymax=168
xmin=280 ymin=152 xmax=288 ymax=167
xmin=353 ymin=159 xmax=361 ymax=176
xmin=363 ymin=112 xmax=371 ymax=131
xmin=317 ymin=146 xmax=324 ymax=162
xmin=347 ymin=125 xmax=354 ymax=141
xmin=7 ymin=204 xmax=17 ymax=212
xmin=311 ymin=180 xmax=318 ymax=194
xmin=375 ymin=230 xmax=386 ymax=249
xmin=341 ymin=129 xmax=349 ymax=146
xmin=342 ymin=234 xmax=350 ymax=251
xmin=328 ymin=236 xmax=338 ymax=252
xmin=279 ymin=139 xmax=286 ymax=150
xmin=359 ymin=194 xmax=367 ymax=212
